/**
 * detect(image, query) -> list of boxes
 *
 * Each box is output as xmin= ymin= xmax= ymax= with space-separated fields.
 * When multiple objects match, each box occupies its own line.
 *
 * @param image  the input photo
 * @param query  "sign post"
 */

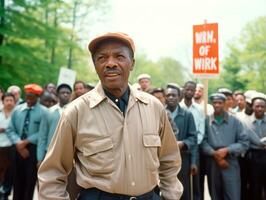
xmin=193 ymin=22 xmax=219 ymax=115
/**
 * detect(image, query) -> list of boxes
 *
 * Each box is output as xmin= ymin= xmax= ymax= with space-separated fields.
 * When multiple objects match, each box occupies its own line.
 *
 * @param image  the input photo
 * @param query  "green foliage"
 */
xmin=129 ymin=53 xmax=187 ymax=88
xmin=0 ymin=0 xmax=103 ymax=91
xmin=212 ymin=16 xmax=266 ymax=93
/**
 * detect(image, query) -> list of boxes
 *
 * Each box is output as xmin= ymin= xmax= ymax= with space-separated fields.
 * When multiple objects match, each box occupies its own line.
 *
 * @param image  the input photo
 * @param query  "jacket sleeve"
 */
xmin=38 ymin=113 xmax=75 ymax=200
xmin=201 ymin=117 xmax=215 ymax=156
xmin=37 ymin=110 xmax=50 ymax=161
xmin=6 ymin=110 xmax=21 ymax=144
xmin=159 ymin=109 xmax=183 ymax=200
xmin=182 ymin=111 xmax=197 ymax=150
xmin=227 ymin=118 xmax=249 ymax=156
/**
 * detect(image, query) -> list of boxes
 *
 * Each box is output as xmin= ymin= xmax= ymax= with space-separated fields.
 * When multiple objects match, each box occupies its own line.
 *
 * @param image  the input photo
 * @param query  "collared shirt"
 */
xmin=0 ymin=110 xmax=12 ymax=147
xmin=245 ymin=114 xmax=266 ymax=149
xmin=202 ymin=112 xmax=249 ymax=156
xmin=37 ymin=104 xmax=64 ymax=161
xmin=104 ymin=87 xmax=130 ymax=114
xmin=38 ymin=82 xmax=183 ymax=200
xmin=180 ymin=100 xmax=205 ymax=144
xmin=6 ymin=102 xmax=48 ymax=145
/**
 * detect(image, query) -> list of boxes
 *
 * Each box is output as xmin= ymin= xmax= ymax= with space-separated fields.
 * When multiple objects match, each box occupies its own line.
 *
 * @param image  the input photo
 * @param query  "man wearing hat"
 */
xmin=6 ymin=83 xmax=48 ymax=200
xmin=244 ymin=93 xmax=266 ymax=200
xmin=217 ymin=88 xmax=234 ymax=113
xmin=38 ymin=32 xmax=183 ymax=200
xmin=137 ymin=73 xmax=151 ymax=92
xmin=201 ymin=93 xmax=249 ymax=200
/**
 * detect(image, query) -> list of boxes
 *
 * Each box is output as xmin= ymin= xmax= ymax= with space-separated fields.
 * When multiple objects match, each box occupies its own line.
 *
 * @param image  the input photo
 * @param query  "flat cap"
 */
xmin=137 ymin=73 xmax=151 ymax=81
xmin=88 ymin=32 xmax=135 ymax=55
xmin=24 ymin=84 xmax=43 ymax=95
xmin=210 ymin=93 xmax=227 ymax=102
xmin=251 ymin=92 xmax=266 ymax=103
xmin=218 ymin=88 xmax=233 ymax=96
xmin=244 ymin=90 xmax=257 ymax=104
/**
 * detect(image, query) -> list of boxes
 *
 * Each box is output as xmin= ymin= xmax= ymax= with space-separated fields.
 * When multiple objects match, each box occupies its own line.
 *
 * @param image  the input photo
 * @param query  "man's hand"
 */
xmin=216 ymin=158 xmax=229 ymax=169
xmin=214 ymin=148 xmax=229 ymax=160
xmin=177 ymin=141 xmax=184 ymax=150
xmin=17 ymin=148 xmax=30 ymax=159
xmin=0 ymin=128 xmax=5 ymax=133
xmin=190 ymin=164 xmax=198 ymax=176
xmin=16 ymin=140 xmax=29 ymax=150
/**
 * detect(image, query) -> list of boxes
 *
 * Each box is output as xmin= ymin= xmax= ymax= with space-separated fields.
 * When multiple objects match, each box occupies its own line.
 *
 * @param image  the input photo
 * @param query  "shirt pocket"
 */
xmin=82 ymin=137 xmax=114 ymax=175
xmin=143 ymin=134 xmax=161 ymax=171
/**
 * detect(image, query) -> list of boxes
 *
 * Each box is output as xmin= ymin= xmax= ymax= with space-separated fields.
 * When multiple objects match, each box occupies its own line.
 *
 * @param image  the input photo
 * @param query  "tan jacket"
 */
xmin=38 ymin=82 xmax=183 ymax=200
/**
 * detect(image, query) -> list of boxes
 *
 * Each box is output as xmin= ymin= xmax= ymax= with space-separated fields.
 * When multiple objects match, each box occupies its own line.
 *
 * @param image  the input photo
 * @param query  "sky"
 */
xmin=85 ymin=0 xmax=266 ymax=69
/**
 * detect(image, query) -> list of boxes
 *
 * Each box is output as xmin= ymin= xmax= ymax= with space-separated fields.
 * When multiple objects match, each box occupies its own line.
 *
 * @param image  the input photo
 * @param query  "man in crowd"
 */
xmin=217 ymin=88 xmax=234 ymax=113
xmin=7 ymin=85 xmax=24 ymax=105
xmin=245 ymin=93 xmax=266 ymax=200
xmin=180 ymin=81 xmax=205 ymax=200
xmin=201 ymin=93 xmax=249 ymax=200
xmin=6 ymin=84 xmax=48 ymax=200
xmin=233 ymin=92 xmax=246 ymax=113
xmin=38 ymin=32 xmax=183 ymax=200
xmin=194 ymin=83 xmax=213 ymax=116
xmin=72 ymin=80 xmax=87 ymax=100
xmin=165 ymin=86 xmax=197 ymax=200
xmin=137 ymin=73 xmax=151 ymax=92
xmin=0 ymin=93 xmax=16 ymax=200
xmin=150 ymin=87 xmax=165 ymax=105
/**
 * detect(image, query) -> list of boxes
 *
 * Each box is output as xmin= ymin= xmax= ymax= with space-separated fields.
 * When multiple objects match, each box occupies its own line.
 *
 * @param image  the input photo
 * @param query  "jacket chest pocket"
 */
xmin=82 ymin=137 xmax=114 ymax=175
xmin=143 ymin=134 xmax=161 ymax=171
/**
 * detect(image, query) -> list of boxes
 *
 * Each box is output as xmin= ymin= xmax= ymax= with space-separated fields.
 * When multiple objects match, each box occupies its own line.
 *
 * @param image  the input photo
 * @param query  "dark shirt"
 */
xmin=104 ymin=87 xmax=130 ymax=114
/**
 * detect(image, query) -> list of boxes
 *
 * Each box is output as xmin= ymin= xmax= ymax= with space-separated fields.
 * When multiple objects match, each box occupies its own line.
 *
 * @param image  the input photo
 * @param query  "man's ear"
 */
xmin=130 ymin=58 xmax=135 ymax=71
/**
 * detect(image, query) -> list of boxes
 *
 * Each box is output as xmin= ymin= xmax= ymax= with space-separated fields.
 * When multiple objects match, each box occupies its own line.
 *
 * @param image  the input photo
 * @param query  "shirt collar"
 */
xmin=104 ymin=87 xmax=130 ymax=105
xmin=251 ymin=113 xmax=266 ymax=123
xmin=86 ymin=82 xmax=149 ymax=109
xmin=21 ymin=102 xmax=36 ymax=111
xmin=210 ymin=111 xmax=229 ymax=123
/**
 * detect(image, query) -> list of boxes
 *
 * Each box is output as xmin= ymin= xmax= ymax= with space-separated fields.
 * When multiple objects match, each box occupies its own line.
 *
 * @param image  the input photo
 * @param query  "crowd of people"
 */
xmin=0 ymin=32 xmax=266 ymax=200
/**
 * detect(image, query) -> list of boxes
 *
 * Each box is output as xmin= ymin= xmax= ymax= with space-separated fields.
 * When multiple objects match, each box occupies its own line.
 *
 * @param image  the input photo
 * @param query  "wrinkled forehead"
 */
xmin=94 ymin=39 xmax=132 ymax=56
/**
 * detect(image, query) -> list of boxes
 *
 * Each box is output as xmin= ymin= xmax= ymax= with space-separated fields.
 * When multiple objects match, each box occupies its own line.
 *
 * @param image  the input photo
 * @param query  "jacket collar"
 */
xmin=86 ymin=82 xmax=149 ymax=109
xmin=210 ymin=111 xmax=229 ymax=124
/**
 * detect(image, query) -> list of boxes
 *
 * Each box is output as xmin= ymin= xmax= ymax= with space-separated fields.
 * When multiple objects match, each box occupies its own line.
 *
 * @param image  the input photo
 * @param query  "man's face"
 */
xmin=212 ymin=99 xmax=225 ymax=114
xmin=47 ymin=83 xmax=56 ymax=93
xmin=74 ymin=83 xmax=86 ymax=97
xmin=183 ymin=83 xmax=196 ymax=100
xmin=139 ymin=78 xmax=150 ymax=92
xmin=58 ymin=88 xmax=72 ymax=106
xmin=236 ymin=94 xmax=246 ymax=110
xmin=165 ymin=88 xmax=179 ymax=109
xmin=253 ymin=99 xmax=266 ymax=119
xmin=225 ymin=95 xmax=234 ymax=109
xmin=11 ymin=89 xmax=20 ymax=102
xmin=3 ymin=96 xmax=15 ymax=110
xmin=25 ymin=93 xmax=38 ymax=107
xmin=194 ymin=87 xmax=203 ymax=100
xmin=93 ymin=41 xmax=134 ymax=93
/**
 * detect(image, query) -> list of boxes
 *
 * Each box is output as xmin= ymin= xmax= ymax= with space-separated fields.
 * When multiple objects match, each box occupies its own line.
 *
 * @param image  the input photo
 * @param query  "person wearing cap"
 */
xmin=201 ymin=93 xmax=249 ymax=200
xmin=137 ymin=73 xmax=151 ymax=92
xmin=6 ymin=83 xmax=48 ymax=200
xmin=217 ymin=88 xmax=234 ymax=113
xmin=38 ymin=32 xmax=183 ymax=200
xmin=165 ymin=86 xmax=197 ymax=200
xmin=244 ymin=93 xmax=266 ymax=200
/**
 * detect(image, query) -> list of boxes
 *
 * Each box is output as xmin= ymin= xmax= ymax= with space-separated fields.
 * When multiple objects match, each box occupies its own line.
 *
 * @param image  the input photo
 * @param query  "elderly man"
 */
xmin=6 ymin=84 xmax=48 ymax=200
xmin=201 ymin=93 xmax=249 ymax=200
xmin=38 ymin=32 xmax=183 ymax=200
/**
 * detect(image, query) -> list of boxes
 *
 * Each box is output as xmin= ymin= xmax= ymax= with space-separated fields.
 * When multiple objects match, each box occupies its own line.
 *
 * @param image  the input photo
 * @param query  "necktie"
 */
xmin=21 ymin=108 xmax=31 ymax=139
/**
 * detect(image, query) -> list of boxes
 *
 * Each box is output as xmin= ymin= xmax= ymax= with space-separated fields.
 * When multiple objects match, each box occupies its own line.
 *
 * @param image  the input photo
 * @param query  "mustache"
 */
xmin=104 ymin=68 xmax=121 ymax=74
